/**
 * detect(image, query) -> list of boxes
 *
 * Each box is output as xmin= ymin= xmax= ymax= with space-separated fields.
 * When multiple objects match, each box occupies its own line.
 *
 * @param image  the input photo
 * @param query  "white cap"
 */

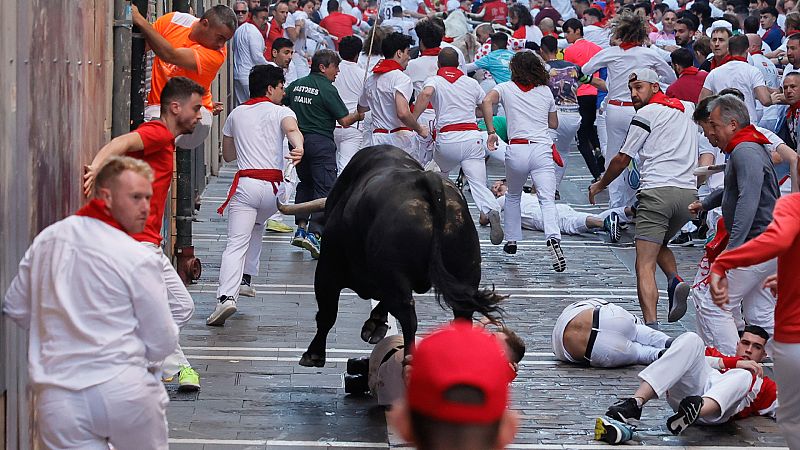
xmin=627 ymin=68 xmax=660 ymax=84
xmin=706 ymin=19 xmax=733 ymax=37
xmin=447 ymin=0 xmax=460 ymax=11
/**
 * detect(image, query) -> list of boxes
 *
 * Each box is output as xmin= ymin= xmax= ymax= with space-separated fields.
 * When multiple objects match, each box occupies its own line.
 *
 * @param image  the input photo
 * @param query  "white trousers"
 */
xmin=234 ymin=78 xmax=249 ymax=107
xmin=35 ymin=365 xmax=169 ymax=450
xmin=553 ymin=111 xmax=581 ymax=187
xmin=334 ymin=126 xmax=364 ymax=173
xmin=372 ymin=130 xmax=417 ymax=160
xmin=524 ymin=204 xmax=627 ymax=235
xmin=141 ymin=242 xmax=194 ymax=378
xmin=417 ymin=109 xmax=437 ymax=166
xmin=217 ymin=178 xmax=281 ymax=299
xmin=596 ymin=106 xmax=607 ymax=157
xmin=604 ymin=103 xmax=637 ymax=208
xmin=504 ymin=142 xmax=560 ymax=241
xmin=435 ymin=131 xmax=500 ymax=214
xmin=288 ymin=52 xmax=310 ymax=81
xmin=639 ymin=332 xmax=752 ymax=424
xmin=773 ymin=341 xmax=800 ymax=449
xmin=145 ymin=104 xmax=212 ymax=150
xmin=590 ymin=303 xmax=670 ymax=367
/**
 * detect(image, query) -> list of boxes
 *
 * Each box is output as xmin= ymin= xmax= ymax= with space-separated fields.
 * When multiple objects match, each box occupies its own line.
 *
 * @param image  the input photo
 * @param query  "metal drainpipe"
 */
xmin=112 ymin=0 xmax=132 ymax=137
xmin=130 ymin=0 xmax=149 ymax=130
xmin=173 ymin=0 xmax=202 ymax=284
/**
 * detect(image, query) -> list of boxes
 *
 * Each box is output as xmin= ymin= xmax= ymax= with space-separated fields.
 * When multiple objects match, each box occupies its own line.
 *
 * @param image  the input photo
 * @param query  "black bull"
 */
xmin=282 ymin=145 xmax=504 ymax=367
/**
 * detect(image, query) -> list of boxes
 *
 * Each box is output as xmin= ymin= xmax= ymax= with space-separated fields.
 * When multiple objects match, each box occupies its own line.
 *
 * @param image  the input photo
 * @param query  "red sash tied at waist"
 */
xmin=608 ymin=99 xmax=634 ymax=107
xmin=217 ymin=169 xmax=283 ymax=215
xmin=373 ymin=127 xmax=413 ymax=133
xmin=508 ymin=139 xmax=564 ymax=167
xmin=439 ymin=123 xmax=479 ymax=133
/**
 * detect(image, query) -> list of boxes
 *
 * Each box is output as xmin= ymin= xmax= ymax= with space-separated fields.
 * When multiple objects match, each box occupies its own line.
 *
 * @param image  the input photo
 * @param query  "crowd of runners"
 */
xmin=3 ymin=0 xmax=800 ymax=447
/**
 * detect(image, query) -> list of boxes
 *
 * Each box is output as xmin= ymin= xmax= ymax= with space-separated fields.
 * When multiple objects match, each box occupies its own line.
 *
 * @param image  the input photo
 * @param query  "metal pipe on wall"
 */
xmin=112 ymin=0 xmax=132 ymax=137
xmin=130 ymin=0 xmax=149 ymax=130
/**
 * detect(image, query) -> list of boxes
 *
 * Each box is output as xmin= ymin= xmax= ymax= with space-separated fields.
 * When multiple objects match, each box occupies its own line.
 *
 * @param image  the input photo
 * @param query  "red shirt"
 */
xmin=711 ymin=193 xmax=800 ymax=343
xmin=704 ymin=347 xmax=778 ymax=419
xmin=665 ymin=67 xmax=708 ymax=104
xmin=320 ymin=12 xmax=358 ymax=49
xmin=129 ymin=121 xmax=175 ymax=245
xmin=479 ymin=0 xmax=508 ymax=24
xmin=265 ymin=19 xmax=285 ymax=61
xmin=534 ymin=6 xmax=562 ymax=25
xmin=563 ymin=38 xmax=602 ymax=96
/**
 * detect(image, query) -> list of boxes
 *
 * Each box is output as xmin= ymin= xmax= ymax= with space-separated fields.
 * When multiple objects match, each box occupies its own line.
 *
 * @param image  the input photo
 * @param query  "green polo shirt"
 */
xmin=478 ymin=116 xmax=508 ymax=143
xmin=284 ymin=72 xmax=349 ymax=140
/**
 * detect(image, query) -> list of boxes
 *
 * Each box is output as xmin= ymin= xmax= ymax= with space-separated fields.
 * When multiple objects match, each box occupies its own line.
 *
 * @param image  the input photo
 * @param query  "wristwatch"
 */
xmin=487 ymin=130 xmax=497 ymax=135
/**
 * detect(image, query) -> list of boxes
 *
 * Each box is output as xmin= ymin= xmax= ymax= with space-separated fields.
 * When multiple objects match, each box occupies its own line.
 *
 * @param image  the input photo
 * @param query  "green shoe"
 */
xmin=266 ymin=219 xmax=294 ymax=233
xmin=178 ymin=365 xmax=200 ymax=392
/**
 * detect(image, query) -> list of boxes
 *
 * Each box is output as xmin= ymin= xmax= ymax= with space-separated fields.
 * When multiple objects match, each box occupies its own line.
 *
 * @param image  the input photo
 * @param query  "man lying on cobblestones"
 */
xmin=603 ymin=328 xmax=777 ymax=440
xmin=209 ymin=65 xmax=304 ymax=327
xmin=4 ymin=157 xmax=178 ymax=450
xmin=480 ymin=179 xmax=632 ymax=243
xmin=552 ymin=299 xmax=672 ymax=368
xmin=344 ymin=321 xmax=525 ymax=407
xmin=388 ymin=321 xmax=520 ymax=450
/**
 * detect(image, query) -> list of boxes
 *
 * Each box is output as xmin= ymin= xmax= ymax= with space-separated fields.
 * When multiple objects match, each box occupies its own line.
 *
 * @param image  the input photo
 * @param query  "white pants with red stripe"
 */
xmin=638 ymin=332 xmax=753 ymax=424
xmin=604 ymin=103 xmax=637 ymax=209
xmin=553 ymin=110 xmax=581 ymax=187
xmin=435 ymin=130 xmax=500 ymax=214
xmin=334 ymin=126 xmax=364 ymax=173
xmin=217 ymin=178 xmax=282 ymax=299
xmin=141 ymin=243 xmax=195 ymax=378
xmin=773 ymin=341 xmax=800 ymax=449
xmin=504 ymin=142 xmax=560 ymax=242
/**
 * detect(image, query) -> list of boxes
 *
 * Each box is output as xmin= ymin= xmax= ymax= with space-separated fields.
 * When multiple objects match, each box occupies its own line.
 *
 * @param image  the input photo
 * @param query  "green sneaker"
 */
xmin=266 ymin=219 xmax=294 ymax=233
xmin=178 ymin=365 xmax=200 ymax=392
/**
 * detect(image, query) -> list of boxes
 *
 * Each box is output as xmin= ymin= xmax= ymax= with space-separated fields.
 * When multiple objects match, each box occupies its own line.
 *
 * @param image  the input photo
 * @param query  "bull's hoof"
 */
xmin=299 ymin=352 xmax=326 ymax=367
xmin=361 ymin=318 xmax=389 ymax=344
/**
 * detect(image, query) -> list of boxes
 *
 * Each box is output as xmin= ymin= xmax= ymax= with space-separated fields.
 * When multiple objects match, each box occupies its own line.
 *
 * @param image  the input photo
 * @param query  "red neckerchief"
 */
xmin=788 ymin=30 xmax=800 ymax=37
xmin=619 ymin=41 xmax=639 ymax=50
xmin=421 ymin=47 xmax=442 ymax=56
xmin=442 ymin=36 xmax=454 ymax=43
xmin=241 ymin=96 xmax=274 ymax=106
xmin=372 ymin=59 xmax=404 ymax=73
xmin=680 ymin=66 xmax=699 ymax=77
xmin=750 ymin=50 xmax=763 ymax=55
xmin=648 ymin=91 xmax=685 ymax=112
xmin=75 ymin=199 xmax=125 ymax=232
xmin=711 ymin=55 xmax=746 ymax=69
xmin=723 ymin=124 xmax=771 ymax=153
xmin=514 ymin=81 xmax=535 ymax=92
xmin=437 ymin=67 xmax=464 ymax=83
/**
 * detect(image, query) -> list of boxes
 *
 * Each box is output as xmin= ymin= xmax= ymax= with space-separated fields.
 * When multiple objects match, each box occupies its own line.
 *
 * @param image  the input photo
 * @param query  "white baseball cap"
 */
xmin=706 ymin=19 xmax=733 ymax=37
xmin=447 ymin=0 xmax=460 ymax=11
xmin=627 ymin=68 xmax=660 ymax=84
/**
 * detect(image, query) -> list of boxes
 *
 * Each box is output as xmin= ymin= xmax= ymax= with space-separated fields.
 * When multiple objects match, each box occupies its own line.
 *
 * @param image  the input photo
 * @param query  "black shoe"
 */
xmin=455 ymin=169 xmax=465 ymax=191
xmin=546 ymin=238 xmax=566 ymax=272
xmin=667 ymin=396 xmax=703 ymax=435
xmin=606 ymin=398 xmax=642 ymax=424
xmin=555 ymin=190 xmax=561 ymax=200
xmin=503 ymin=241 xmax=517 ymax=254
xmin=346 ymin=357 xmax=370 ymax=376
xmin=669 ymin=231 xmax=694 ymax=247
xmin=344 ymin=374 xmax=369 ymax=394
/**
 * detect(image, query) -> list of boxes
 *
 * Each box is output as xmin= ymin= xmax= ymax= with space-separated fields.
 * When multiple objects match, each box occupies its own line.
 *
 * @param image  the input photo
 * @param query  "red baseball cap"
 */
xmin=407 ymin=320 xmax=515 ymax=424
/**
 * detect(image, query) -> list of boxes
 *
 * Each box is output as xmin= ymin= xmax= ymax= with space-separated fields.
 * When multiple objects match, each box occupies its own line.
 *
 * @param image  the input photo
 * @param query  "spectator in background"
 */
xmin=511 ymin=3 xmax=544 ymax=45
xmin=671 ymin=17 xmax=699 ymax=66
xmin=388 ymin=321 xmax=520 ymax=450
xmin=582 ymin=7 xmax=611 ymax=48
xmin=232 ymin=6 xmax=270 ymax=105
xmin=267 ymin=1 xmax=291 ymax=61
xmin=535 ymin=0 xmax=564 ymax=25
xmin=270 ymin=37 xmax=296 ymax=73
xmin=478 ymin=0 xmax=509 ymax=24
xmin=761 ymin=7 xmax=785 ymax=51
xmin=650 ymin=10 xmax=677 ymax=47
xmin=465 ymin=33 xmax=515 ymax=83
xmin=539 ymin=17 xmax=559 ymax=37
xmin=234 ymin=0 xmax=250 ymax=25
xmin=320 ymin=0 xmax=361 ymax=49
xmin=666 ymin=48 xmax=708 ymax=103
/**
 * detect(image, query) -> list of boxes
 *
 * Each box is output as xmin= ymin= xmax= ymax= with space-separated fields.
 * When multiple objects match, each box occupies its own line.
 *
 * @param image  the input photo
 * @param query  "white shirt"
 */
xmin=441 ymin=42 xmax=467 ymax=68
xmin=359 ymin=69 xmax=414 ymax=130
xmin=382 ymin=17 xmax=416 ymax=35
xmin=379 ymin=0 xmax=402 ymax=20
xmin=492 ymin=82 xmax=556 ymax=144
xmin=582 ymin=46 xmax=676 ymax=102
xmin=424 ymin=72 xmax=485 ymax=128
xmin=358 ymin=53 xmax=381 ymax=71
xmin=223 ymin=101 xmax=297 ymax=170
xmin=551 ymin=0 xmax=576 ymax=20
xmin=232 ymin=22 xmax=269 ymax=81
xmin=401 ymin=0 xmax=424 ymax=13
xmin=333 ymin=60 xmax=367 ymax=111
xmin=619 ymin=101 xmax=698 ymax=189
xmin=288 ymin=11 xmax=309 ymax=55
xmin=3 ymin=216 xmax=178 ymax=390
xmin=406 ymin=54 xmax=439 ymax=100
xmin=750 ymin=53 xmax=780 ymax=89
xmin=702 ymin=60 xmax=767 ymax=123
xmin=521 ymin=25 xmax=544 ymax=45
xmin=583 ymin=25 xmax=611 ymax=49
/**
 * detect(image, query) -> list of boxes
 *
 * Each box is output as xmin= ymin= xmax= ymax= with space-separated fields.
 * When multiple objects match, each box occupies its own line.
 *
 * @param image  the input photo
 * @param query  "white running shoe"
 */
xmin=207 ymin=297 xmax=237 ymax=326
xmin=239 ymin=280 xmax=256 ymax=297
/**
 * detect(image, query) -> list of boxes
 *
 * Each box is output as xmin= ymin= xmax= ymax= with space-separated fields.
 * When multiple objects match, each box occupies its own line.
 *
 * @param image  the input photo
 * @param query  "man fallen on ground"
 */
xmin=388 ymin=321 xmax=521 ymax=450
xmin=601 ymin=328 xmax=777 ymax=442
xmin=479 ymin=179 xmax=633 ymax=243
xmin=552 ymin=299 xmax=672 ymax=368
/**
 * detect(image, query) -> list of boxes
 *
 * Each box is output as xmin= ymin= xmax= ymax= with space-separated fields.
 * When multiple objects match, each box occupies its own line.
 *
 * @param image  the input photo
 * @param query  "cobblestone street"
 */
xmin=167 ymin=149 xmax=787 ymax=449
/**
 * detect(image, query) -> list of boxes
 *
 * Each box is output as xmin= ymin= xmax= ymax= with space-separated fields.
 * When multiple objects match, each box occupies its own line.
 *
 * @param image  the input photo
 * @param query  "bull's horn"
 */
xmin=277 ymin=198 xmax=327 ymax=215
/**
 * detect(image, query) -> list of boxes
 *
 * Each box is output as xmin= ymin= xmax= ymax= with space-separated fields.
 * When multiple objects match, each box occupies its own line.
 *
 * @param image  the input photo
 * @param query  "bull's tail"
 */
xmin=420 ymin=172 xmax=504 ymax=322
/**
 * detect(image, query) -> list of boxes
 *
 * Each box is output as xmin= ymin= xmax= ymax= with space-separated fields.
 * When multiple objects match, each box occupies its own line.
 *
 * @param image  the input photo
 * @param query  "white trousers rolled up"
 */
xmin=504 ymin=142 xmax=561 ymax=242
xmin=553 ymin=110 xmax=581 ymax=187
xmin=141 ymin=242 xmax=194 ymax=378
xmin=334 ymin=126 xmax=364 ymax=173
xmin=604 ymin=103 xmax=637 ymax=208
xmin=639 ymin=332 xmax=752 ymax=424
xmin=217 ymin=178 xmax=281 ymax=299
xmin=35 ymin=365 xmax=169 ymax=450
xmin=435 ymin=130 xmax=500 ymax=214
xmin=773 ymin=341 xmax=800 ymax=449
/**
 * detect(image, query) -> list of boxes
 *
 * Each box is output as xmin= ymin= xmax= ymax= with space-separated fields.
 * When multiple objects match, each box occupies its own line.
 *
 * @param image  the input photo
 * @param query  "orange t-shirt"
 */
xmin=147 ymin=12 xmax=226 ymax=111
